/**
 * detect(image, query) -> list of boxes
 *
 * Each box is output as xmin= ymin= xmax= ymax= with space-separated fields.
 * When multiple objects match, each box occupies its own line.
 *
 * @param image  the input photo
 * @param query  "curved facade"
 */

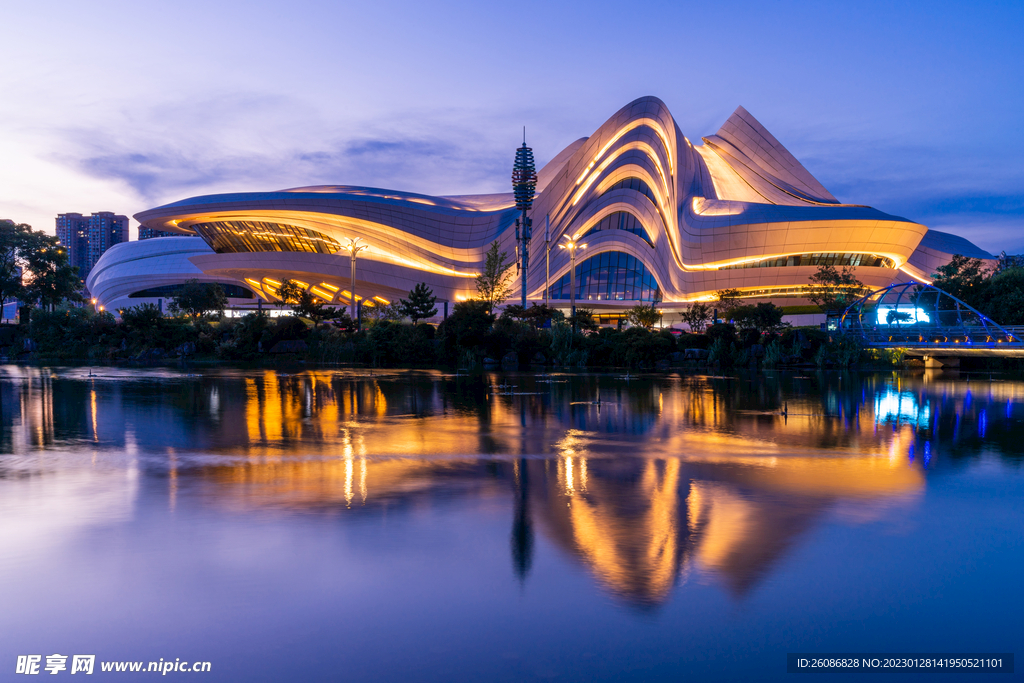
xmin=87 ymin=237 xmax=257 ymax=314
xmin=94 ymin=96 xmax=994 ymax=313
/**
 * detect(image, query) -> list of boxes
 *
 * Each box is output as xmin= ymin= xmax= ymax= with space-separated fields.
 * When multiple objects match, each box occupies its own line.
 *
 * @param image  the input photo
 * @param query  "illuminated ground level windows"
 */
xmin=548 ymin=251 xmax=662 ymax=302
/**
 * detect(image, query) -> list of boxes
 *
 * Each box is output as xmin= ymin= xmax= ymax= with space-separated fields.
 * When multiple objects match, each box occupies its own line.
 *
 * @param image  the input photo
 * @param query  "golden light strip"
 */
xmin=899 ymin=265 xmax=932 ymax=284
xmin=182 ymin=215 xmax=480 ymax=278
xmin=568 ymin=205 xmax=656 ymax=245
xmin=309 ymin=286 xmax=334 ymax=300
xmin=381 ymin=252 xmax=478 ymax=278
xmin=571 ymin=142 xmax=671 ymax=210
xmin=690 ymin=251 xmax=905 ymax=272
xmin=675 ymin=284 xmax=866 ymax=304
xmin=575 ymin=117 xmax=675 ymax=188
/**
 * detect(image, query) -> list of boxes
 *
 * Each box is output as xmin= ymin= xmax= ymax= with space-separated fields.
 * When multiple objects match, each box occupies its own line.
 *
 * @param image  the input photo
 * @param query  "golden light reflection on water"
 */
xmin=2 ymin=366 xmax=1016 ymax=606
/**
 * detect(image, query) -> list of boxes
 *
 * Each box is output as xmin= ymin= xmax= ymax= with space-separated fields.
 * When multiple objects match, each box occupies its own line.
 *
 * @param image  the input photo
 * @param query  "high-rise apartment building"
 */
xmin=56 ymin=211 xmax=129 ymax=281
xmin=55 ymin=213 xmax=91 ymax=277
xmin=138 ymin=227 xmax=189 ymax=240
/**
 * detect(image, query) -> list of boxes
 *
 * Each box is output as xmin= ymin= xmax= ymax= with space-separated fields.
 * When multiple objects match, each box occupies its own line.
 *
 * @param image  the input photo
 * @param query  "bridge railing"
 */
xmin=848 ymin=324 xmax=1019 ymax=345
xmin=839 ymin=282 xmax=1024 ymax=347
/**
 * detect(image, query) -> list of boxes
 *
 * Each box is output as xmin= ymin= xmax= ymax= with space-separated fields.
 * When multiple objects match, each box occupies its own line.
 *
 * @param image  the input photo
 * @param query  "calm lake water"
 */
xmin=1 ymin=365 xmax=1021 ymax=681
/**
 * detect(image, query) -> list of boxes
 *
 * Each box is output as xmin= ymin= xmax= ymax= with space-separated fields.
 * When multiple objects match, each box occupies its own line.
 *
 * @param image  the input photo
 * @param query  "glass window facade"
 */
xmin=548 ymin=251 xmax=661 ymax=302
xmin=718 ymin=252 xmax=896 ymax=270
xmin=579 ymin=212 xmax=654 ymax=247
xmin=605 ymin=177 xmax=657 ymax=204
xmin=191 ymin=221 xmax=341 ymax=254
xmin=599 ymin=178 xmax=666 ymax=229
xmin=128 ymin=283 xmax=254 ymax=299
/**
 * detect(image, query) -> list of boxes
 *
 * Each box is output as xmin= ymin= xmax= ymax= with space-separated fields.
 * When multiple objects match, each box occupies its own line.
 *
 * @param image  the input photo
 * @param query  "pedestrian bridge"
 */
xmin=838 ymin=282 xmax=1024 ymax=362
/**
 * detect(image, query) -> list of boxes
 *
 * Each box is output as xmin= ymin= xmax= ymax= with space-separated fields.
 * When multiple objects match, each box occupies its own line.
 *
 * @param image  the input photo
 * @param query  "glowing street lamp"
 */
xmin=341 ymin=238 xmax=368 ymax=322
xmin=558 ymin=234 xmax=587 ymax=328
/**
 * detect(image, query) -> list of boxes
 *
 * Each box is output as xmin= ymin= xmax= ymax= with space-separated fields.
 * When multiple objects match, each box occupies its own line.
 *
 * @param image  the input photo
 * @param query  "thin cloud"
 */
xmin=53 ymin=94 xmax=526 ymax=207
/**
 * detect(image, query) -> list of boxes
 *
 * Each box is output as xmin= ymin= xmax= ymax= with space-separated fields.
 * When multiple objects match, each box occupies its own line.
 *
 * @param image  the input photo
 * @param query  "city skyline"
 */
xmin=1 ymin=0 xmax=1021 ymax=252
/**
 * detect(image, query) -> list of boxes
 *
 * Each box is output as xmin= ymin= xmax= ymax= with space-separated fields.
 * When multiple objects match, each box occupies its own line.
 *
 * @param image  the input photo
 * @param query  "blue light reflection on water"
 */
xmin=0 ymin=366 xmax=1022 ymax=682
xmin=874 ymin=388 xmax=930 ymax=429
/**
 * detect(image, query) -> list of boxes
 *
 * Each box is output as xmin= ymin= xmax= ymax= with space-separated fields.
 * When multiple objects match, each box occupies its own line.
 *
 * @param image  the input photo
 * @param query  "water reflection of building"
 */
xmin=4 ymin=366 xmax=1022 ymax=606
xmin=178 ymin=449 xmax=923 ymax=606
xmin=526 ymin=454 xmax=924 ymax=604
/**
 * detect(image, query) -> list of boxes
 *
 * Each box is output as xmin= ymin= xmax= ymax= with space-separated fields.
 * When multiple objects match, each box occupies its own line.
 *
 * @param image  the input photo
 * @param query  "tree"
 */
xmin=807 ymin=265 xmax=867 ymax=312
xmin=500 ymin=304 xmax=528 ymax=321
xmin=399 ymin=283 xmax=438 ymax=324
xmin=732 ymin=302 xmax=786 ymax=335
xmin=120 ymin=303 xmax=165 ymax=346
xmin=1 ymin=221 xmax=82 ymax=313
xmin=980 ymin=267 xmax=1024 ymax=325
xmin=330 ymin=310 xmax=358 ymax=335
xmin=295 ymin=293 xmax=338 ymax=327
xmin=363 ymin=301 xmax=403 ymax=327
xmin=277 ymin=279 xmax=344 ymax=327
xmin=681 ymin=301 xmax=712 ymax=333
xmin=524 ymin=303 xmax=564 ymax=328
xmin=23 ymin=236 xmax=83 ymax=310
xmin=0 ymin=221 xmax=34 ymax=312
xmin=567 ymin=307 xmax=598 ymax=331
xmin=885 ymin=309 xmax=913 ymax=325
xmin=715 ymin=288 xmax=742 ymax=314
xmin=932 ymin=254 xmax=988 ymax=307
xmin=437 ymin=299 xmax=495 ymax=359
xmin=276 ymin=279 xmax=305 ymax=306
xmin=169 ymin=279 xmax=228 ymax=320
xmin=626 ymin=303 xmax=661 ymax=329
xmin=476 ymin=241 xmax=513 ymax=312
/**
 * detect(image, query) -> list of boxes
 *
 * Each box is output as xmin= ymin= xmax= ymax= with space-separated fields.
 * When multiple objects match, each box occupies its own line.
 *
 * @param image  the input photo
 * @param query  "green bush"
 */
xmin=763 ymin=339 xmax=784 ymax=368
xmin=437 ymin=300 xmax=494 ymax=363
xmin=366 ymin=321 xmax=437 ymax=366
xmin=550 ymin=322 xmax=588 ymax=366
xmin=307 ymin=326 xmax=360 ymax=364
xmin=708 ymin=338 xmax=727 ymax=366
xmin=675 ymin=332 xmax=711 ymax=349
xmin=706 ymin=323 xmax=737 ymax=345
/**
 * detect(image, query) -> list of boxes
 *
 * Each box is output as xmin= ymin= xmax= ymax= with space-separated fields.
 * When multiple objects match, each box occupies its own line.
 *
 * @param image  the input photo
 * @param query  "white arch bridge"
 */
xmin=837 ymin=282 xmax=1024 ymax=366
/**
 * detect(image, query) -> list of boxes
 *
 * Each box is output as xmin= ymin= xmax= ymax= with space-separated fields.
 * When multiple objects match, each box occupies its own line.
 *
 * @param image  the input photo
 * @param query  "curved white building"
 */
xmin=86 ymin=237 xmax=258 ymax=314
xmin=91 ymin=96 xmax=994 ymax=315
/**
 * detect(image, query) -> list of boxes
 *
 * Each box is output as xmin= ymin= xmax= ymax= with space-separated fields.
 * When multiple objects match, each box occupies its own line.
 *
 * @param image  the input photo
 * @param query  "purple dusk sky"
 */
xmin=1 ymin=0 xmax=1021 ymax=252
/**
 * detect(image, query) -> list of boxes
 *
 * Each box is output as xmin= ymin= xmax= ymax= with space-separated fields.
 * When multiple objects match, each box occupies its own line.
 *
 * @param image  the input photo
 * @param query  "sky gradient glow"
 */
xmin=1 ymin=0 xmax=1022 ymax=252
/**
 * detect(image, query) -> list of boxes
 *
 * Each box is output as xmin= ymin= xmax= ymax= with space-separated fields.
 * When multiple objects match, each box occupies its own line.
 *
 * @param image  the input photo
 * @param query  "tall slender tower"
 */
xmin=511 ymin=134 xmax=537 ymax=307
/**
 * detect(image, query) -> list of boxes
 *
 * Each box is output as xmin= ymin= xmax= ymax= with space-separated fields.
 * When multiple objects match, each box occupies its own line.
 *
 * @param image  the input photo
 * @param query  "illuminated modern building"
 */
xmin=85 ymin=237 xmax=258 ymax=314
xmin=89 ymin=97 xmax=994 ymax=316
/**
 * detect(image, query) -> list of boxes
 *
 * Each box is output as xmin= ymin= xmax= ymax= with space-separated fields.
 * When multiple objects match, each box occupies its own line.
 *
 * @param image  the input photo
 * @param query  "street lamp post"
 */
xmin=341 ymin=238 xmax=368 ymax=322
xmin=558 ymin=234 xmax=587 ymax=331
xmin=544 ymin=215 xmax=550 ymax=307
